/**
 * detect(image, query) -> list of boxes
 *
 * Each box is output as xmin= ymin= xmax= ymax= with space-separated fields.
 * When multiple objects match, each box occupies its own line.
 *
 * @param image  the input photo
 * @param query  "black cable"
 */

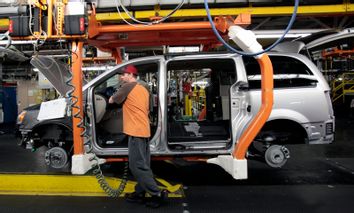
xmin=204 ymin=0 xmax=300 ymax=56
xmin=65 ymin=50 xmax=129 ymax=197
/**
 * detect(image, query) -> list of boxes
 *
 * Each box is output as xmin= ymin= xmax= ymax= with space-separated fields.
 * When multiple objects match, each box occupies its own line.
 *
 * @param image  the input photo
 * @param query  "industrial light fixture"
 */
xmin=0 ymin=40 xmax=37 ymax=46
xmin=255 ymin=33 xmax=311 ymax=38
xmin=82 ymin=66 xmax=115 ymax=71
xmin=34 ymin=66 xmax=115 ymax=72
xmin=254 ymin=29 xmax=323 ymax=39
xmin=168 ymin=46 xmax=200 ymax=53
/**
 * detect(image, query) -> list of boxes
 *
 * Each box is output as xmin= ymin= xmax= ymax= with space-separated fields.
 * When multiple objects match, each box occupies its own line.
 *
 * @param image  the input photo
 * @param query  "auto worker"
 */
xmin=108 ymin=64 xmax=167 ymax=208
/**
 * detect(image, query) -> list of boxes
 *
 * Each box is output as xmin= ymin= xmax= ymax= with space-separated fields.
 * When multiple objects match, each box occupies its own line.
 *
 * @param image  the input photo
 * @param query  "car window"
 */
xmin=94 ymin=73 xmax=121 ymax=96
xmin=243 ymin=55 xmax=317 ymax=89
xmin=166 ymin=58 xmax=236 ymax=120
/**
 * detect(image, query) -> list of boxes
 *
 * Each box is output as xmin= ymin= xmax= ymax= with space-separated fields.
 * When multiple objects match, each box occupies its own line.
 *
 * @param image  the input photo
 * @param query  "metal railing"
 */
xmin=332 ymin=72 xmax=354 ymax=103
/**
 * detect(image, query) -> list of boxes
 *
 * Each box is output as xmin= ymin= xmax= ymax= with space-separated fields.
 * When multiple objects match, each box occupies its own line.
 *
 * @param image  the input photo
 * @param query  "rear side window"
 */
xmin=244 ymin=55 xmax=317 ymax=89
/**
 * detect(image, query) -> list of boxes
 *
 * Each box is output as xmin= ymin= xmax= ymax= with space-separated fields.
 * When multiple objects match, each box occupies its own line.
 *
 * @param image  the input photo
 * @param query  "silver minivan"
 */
xmin=17 ymin=51 xmax=335 ymax=171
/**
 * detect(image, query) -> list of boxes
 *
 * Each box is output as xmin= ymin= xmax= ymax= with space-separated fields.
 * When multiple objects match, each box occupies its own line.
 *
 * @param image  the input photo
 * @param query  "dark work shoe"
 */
xmin=145 ymin=189 xmax=168 ymax=208
xmin=125 ymin=191 xmax=146 ymax=204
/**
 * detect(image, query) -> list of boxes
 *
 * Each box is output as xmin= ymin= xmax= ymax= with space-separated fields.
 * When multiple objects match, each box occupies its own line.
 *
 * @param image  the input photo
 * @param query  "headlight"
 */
xmin=17 ymin=111 xmax=27 ymax=124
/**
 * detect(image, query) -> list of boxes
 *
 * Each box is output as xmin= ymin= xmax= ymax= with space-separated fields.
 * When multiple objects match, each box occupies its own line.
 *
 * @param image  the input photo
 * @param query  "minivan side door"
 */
xmin=161 ymin=54 xmax=252 ymax=154
xmin=85 ymin=56 xmax=164 ymax=156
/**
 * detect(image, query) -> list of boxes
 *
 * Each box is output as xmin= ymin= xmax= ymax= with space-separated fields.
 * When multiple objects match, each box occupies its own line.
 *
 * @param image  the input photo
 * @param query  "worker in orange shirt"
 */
xmin=109 ymin=65 xmax=167 ymax=208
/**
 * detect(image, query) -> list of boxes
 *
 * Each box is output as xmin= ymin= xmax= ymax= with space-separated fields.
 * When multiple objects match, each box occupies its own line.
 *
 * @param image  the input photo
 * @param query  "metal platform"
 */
xmin=0 ymin=106 xmax=354 ymax=212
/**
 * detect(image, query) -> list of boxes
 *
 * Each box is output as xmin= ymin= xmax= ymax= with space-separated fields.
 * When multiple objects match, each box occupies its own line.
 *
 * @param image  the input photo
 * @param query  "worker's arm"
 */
xmin=109 ymin=82 xmax=137 ymax=104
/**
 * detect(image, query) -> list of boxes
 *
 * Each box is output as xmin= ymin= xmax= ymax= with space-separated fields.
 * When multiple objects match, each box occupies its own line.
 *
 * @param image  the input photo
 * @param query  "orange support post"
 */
xmin=47 ymin=0 xmax=53 ymax=37
xmin=72 ymin=41 xmax=84 ymax=155
xmin=233 ymin=54 xmax=273 ymax=159
xmin=112 ymin=47 xmax=123 ymax=64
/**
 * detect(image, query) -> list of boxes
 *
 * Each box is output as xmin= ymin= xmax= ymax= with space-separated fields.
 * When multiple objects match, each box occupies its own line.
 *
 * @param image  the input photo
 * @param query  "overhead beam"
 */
xmin=338 ymin=16 xmax=349 ymax=29
xmin=309 ymin=17 xmax=331 ymax=29
xmin=96 ymin=3 xmax=354 ymax=21
xmin=252 ymin=17 xmax=271 ymax=30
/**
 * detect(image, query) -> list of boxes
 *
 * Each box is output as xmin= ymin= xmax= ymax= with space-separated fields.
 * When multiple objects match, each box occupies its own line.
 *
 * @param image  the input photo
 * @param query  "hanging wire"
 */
xmin=69 ymin=45 xmax=129 ymax=197
xmin=31 ymin=55 xmax=129 ymax=197
xmin=28 ymin=4 xmax=48 ymax=50
xmin=203 ymin=0 xmax=300 ymax=56
xmin=115 ymin=0 xmax=185 ymax=26
xmin=114 ymin=0 xmax=144 ymax=27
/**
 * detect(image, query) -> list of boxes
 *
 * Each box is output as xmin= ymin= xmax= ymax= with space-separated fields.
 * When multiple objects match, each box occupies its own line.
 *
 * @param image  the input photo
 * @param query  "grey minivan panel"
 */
xmin=305 ymin=28 xmax=354 ymax=50
xmin=273 ymin=28 xmax=354 ymax=53
xmin=272 ymin=41 xmax=305 ymax=53
xmin=267 ymin=52 xmax=331 ymax=91
xmin=243 ymin=52 xmax=334 ymax=144
xmin=249 ymin=87 xmax=331 ymax=123
xmin=20 ymin=51 xmax=335 ymax=158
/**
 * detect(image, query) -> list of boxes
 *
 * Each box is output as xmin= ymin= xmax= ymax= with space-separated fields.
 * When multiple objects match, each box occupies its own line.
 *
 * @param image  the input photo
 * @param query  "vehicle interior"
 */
xmin=92 ymin=62 xmax=159 ymax=148
xmin=166 ymin=58 xmax=237 ymax=151
xmin=90 ymin=58 xmax=237 ymax=150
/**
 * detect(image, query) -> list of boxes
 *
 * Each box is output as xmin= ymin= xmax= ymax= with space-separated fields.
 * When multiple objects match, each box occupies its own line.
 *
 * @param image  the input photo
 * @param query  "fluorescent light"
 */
xmin=252 ymin=29 xmax=325 ymax=39
xmin=0 ymin=40 xmax=38 ymax=46
xmin=168 ymin=46 xmax=200 ymax=53
xmin=82 ymin=66 xmax=115 ymax=71
xmin=34 ymin=67 xmax=115 ymax=72
xmin=192 ymin=81 xmax=209 ymax=87
xmin=256 ymin=33 xmax=311 ymax=38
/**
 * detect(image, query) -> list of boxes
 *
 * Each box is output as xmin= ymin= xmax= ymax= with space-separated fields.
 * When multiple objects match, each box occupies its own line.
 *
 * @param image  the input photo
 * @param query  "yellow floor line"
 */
xmin=0 ymin=174 xmax=183 ymax=197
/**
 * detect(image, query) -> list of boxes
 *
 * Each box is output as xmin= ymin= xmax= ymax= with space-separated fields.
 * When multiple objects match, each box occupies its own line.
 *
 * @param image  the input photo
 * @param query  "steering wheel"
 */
xmin=105 ymin=86 xmax=116 ymax=97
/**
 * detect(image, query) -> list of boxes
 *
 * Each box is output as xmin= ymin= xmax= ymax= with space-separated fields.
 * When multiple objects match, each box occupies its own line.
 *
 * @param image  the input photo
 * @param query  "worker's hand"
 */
xmin=108 ymin=96 xmax=114 ymax=104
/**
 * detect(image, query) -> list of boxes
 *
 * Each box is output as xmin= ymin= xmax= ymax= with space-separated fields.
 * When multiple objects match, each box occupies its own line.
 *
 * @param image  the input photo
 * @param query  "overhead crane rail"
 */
xmin=95 ymin=3 xmax=354 ymax=22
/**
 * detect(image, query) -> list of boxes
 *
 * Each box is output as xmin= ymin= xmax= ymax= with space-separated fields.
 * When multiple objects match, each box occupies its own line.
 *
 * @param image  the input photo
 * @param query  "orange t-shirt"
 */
xmin=122 ymin=84 xmax=151 ymax=138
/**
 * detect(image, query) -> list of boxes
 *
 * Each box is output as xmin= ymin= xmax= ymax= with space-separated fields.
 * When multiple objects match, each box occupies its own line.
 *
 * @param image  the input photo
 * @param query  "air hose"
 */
xmin=0 ymin=32 xmax=11 ymax=48
xmin=203 ymin=0 xmax=300 ymax=56
xmin=66 ymin=51 xmax=129 ymax=197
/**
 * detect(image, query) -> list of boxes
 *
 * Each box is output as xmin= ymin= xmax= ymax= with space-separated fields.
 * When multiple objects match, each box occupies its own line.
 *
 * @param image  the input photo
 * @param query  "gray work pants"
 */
xmin=128 ymin=136 xmax=160 ymax=196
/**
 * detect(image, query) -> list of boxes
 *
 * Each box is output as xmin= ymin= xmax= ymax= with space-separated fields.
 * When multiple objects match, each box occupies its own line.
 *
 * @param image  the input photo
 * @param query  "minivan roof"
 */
xmin=272 ymin=28 xmax=354 ymax=53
